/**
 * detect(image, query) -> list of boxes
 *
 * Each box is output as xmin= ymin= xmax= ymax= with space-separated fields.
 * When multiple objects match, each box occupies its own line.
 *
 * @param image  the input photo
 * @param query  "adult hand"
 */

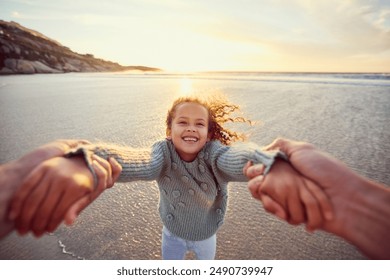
xmin=0 ymin=139 xmax=90 ymax=239
xmin=244 ymin=159 xmax=333 ymax=231
xmin=246 ymin=138 xmax=352 ymax=230
xmin=246 ymin=138 xmax=390 ymax=259
xmin=9 ymin=155 xmax=121 ymax=237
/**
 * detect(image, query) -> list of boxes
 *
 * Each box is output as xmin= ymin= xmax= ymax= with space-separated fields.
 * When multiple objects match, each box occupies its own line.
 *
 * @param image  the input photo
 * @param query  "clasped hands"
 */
xmin=3 ymin=140 xmax=121 ymax=237
xmin=6 ymin=138 xmax=335 ymax=237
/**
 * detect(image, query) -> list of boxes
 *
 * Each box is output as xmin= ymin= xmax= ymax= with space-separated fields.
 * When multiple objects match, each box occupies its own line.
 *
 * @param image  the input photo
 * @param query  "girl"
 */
xmin=9 ymin=95 xmax=333 ymax=259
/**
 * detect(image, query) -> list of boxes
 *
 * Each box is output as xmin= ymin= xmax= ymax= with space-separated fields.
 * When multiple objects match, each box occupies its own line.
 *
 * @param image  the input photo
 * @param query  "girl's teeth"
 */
xmin=184 ymin=137 xmax=197 ymax=141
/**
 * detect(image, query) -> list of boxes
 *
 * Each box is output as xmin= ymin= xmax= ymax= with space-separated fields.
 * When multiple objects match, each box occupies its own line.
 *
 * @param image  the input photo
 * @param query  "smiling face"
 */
xmin=167 ymin=102 xmax=210 ymax=162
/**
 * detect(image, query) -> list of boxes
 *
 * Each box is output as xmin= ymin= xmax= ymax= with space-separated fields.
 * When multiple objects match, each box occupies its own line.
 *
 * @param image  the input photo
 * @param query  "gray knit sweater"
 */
xmin=73 ymin=139 xmax=285 ymax=241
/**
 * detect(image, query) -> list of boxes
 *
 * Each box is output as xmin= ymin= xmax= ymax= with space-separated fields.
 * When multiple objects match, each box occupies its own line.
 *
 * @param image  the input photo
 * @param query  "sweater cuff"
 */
xmin=65 ymin=147 xmax=98 ymax=190
xmin=254 ymin=150 xmax=288 ymax=175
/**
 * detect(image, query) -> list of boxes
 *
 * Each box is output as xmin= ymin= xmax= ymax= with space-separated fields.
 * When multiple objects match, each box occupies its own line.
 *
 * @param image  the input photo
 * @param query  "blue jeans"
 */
xmin=161 ymin=226 xmax=216 ymax=260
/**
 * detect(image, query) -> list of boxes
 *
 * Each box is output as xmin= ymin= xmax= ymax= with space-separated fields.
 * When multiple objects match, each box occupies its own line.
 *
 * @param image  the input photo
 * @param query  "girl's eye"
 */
xmin=197 ymin=123 xmax=205 ymax=127
xmin=178 ymin=121 xmax=187 ymax=125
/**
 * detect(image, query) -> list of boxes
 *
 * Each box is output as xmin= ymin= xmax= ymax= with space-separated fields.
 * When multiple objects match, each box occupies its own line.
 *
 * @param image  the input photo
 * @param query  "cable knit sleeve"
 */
xmin=67 ymin=140 xmax=167 ymax=184
xmin=208 ymin=141 xmax=287 ymax=182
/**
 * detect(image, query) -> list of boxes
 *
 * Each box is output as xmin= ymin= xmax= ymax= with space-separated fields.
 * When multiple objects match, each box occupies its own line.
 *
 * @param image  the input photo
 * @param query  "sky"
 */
xmin=1 ymin=0 xmax=390 ymax=72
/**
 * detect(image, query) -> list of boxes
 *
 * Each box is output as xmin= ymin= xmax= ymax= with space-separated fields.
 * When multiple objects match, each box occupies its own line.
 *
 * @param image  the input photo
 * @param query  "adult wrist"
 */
xmin=325 ymin=175 xmax=390 ymax=259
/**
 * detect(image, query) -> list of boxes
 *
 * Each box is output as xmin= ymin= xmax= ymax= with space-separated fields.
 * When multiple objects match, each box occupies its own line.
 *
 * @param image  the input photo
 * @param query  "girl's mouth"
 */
xmin=183 ymin=137 xmax=198 ymax=142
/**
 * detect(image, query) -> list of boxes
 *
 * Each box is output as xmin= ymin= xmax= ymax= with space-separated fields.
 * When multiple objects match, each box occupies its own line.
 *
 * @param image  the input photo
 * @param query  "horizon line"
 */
xmin=148 ymin=70 xmax=390 ymax=75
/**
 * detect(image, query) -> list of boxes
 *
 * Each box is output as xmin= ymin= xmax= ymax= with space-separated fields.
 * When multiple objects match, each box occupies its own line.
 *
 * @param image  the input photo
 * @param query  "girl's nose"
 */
xmin=187 ymin=127 xmax=196 ymax=132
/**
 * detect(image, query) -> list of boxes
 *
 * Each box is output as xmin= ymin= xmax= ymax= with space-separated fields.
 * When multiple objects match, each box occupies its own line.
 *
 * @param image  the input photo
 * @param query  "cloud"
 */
xmin=3 ymin=0 xmax=388 ymax=71
xmin=187 ymin=0 xmax=390 ymax=71
xmin=295 ymin=0 xmax=390 ymax=53
xmin=374 ymin=8 xmax=390 ymax=30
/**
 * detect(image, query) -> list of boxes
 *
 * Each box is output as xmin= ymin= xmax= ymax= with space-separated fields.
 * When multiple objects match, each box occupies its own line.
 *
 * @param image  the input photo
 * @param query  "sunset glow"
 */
xmin=1 ymin=0 xmax=389 ymax=72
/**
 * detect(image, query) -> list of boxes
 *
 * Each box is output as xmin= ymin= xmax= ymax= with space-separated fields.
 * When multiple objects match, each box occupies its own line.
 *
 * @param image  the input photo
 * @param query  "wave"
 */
xmin=114 ymin=71 xmax=390 ymax=87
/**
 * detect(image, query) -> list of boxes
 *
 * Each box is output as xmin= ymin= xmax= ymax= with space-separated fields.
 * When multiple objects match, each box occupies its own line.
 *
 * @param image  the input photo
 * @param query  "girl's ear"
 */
xmin=166 ymin=128 xmax=171 ymax=139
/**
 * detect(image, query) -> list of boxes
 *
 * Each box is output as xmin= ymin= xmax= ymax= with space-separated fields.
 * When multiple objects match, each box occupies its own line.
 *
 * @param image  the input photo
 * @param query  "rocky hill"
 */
xmin=0 ymin=20 xmax=160 ymax=74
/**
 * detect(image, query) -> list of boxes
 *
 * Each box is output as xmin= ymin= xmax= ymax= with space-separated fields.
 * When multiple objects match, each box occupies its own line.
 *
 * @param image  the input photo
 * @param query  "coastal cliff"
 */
xmin=0 ymin=20 xmax=160 ymax=74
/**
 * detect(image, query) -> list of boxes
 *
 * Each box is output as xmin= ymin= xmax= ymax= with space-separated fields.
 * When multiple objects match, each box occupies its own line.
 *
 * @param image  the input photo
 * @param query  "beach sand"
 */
xmin=0 ymin=73 xmax=389 ymax=259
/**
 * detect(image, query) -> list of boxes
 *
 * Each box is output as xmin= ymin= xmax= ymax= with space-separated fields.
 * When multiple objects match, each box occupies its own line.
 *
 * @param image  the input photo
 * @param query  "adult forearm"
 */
xmin=13 ymin=140 xmax=86 ymax=179
xmin=0 ymin=140 xmax=85 ymax=239
xmin=324 ymin=177 xmax=390 ymax=259
xmin=348 ymin=179 xmax=390 ymax=259
xmin=0 ymin=162 xmax=19 ymax=238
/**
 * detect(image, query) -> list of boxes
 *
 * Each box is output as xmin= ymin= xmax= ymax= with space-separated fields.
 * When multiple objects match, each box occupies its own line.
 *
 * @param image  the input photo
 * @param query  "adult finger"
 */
xmin=30 ymin=180 xmax=66 ymax=237
xmin=91 ymin=154 xmax=111 ymax=189
xmin=245 ymin=164 xmax=265 ymax=179
xmin=37 ymin=139 xmax=91 ymax=159
xmin=243 ymin=161 xmax=252 ymax=178
xmin=263 ymin=138 xmax=301 ymax=156
xmin=63 ymin=196 xmax=91 ymax=226
xmin=247 ymin=174 xmax=264 ymax=201
xmin=14 ymin=175 xmax=51 ymax=235
xmin=8 ymin=165 xmax=46 ymax=221
xmin=304 ymin=178 xmax=334 ymax=222
xmin=299 ymin=180 xmax=322 ymax=231
xmin=50 ymin=162 xmax=108 ymax=231
xmin=263 ymin=138 xmax=289 ymax=151
xmin=50 ymin=139 xmax=91 ymax=149
xmin=264 ymin=138 xmax=316 ymax=158
xmin=32 ymin=171 xmax=90 ymax=236
xmin=109 ymin=157 xmax=122 ymax=188
xmin=261 ymin=195 xmax=287 ymax=221
xmin=285 ymin=184 xmax=305 ymax=225
xmin=87 ymin=161 xmax=108 ymax=202
xmin=45 ymin=187 xmax=87 ymax=233
xmin=70 ymin=139 xmax=91 ymax=146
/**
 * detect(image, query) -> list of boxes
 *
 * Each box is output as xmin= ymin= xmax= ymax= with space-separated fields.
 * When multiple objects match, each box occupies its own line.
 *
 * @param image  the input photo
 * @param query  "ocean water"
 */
xmin=0 ymin=72 xmax=389 ymax=259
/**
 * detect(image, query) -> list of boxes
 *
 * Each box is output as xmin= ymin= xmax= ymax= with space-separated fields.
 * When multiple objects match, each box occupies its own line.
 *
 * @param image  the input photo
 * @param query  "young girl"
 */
xmin=9 ymin=95 xmax=333 ymax=259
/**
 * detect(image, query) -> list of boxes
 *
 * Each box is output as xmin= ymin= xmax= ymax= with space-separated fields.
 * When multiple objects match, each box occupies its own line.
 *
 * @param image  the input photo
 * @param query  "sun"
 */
xmin=179 ymin=77 xmax=194 ymax=96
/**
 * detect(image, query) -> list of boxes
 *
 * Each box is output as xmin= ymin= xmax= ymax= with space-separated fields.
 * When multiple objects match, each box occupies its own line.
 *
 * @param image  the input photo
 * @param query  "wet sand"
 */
xmin=0 ymin=73 xmax=389 ymax=259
